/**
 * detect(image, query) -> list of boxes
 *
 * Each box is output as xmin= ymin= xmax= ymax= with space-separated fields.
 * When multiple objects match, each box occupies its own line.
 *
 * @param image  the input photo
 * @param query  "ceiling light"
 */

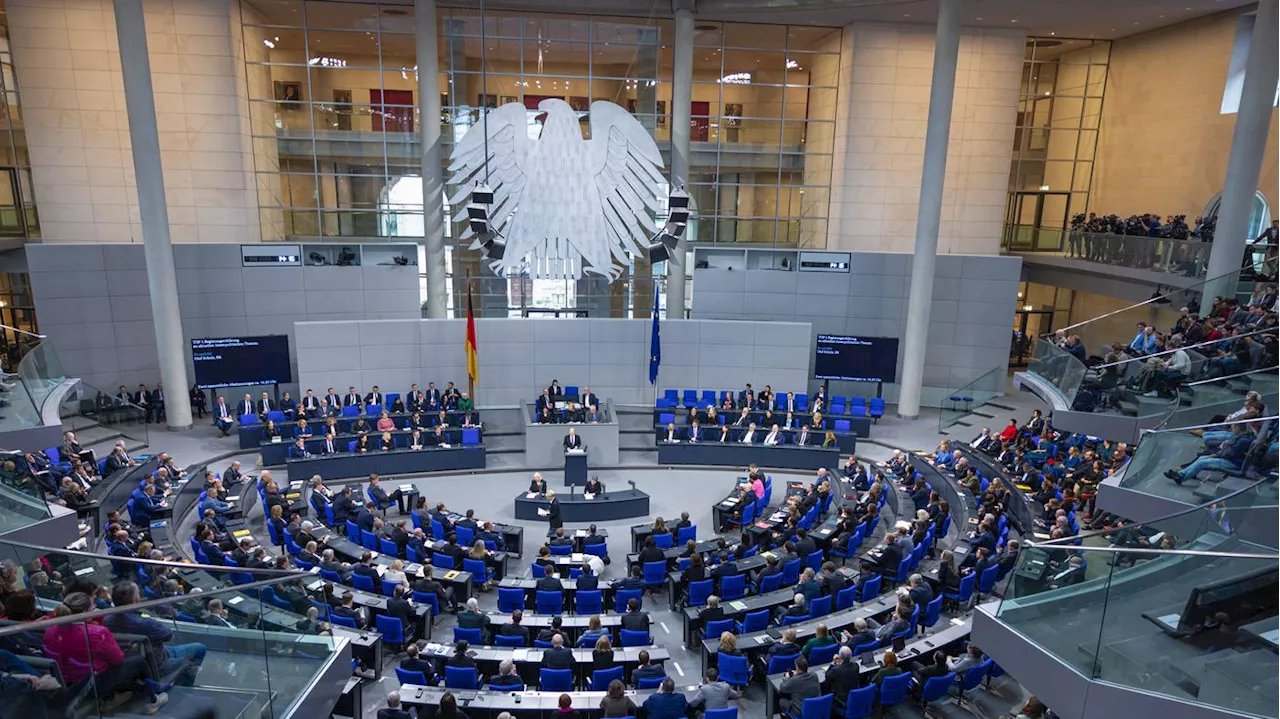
xmin=308 ymin=56 xmax=346 ymax=68
xmin=1049 ymin=32 xmax=1056 ymax=36
xmin=785 ymin=59 xmax=800 ymax=70
xmin=262 ymin=39 xmax=275 ymax=49
xmin=719 ymin=72 xmax=751 ymax=85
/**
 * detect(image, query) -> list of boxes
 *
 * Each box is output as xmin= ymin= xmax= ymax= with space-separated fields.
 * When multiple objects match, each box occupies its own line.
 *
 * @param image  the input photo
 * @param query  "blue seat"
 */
xmin=700 ymin=390 xmax=717 ymax=407
xmin=380 ymin=579 xmax=401 ymax=598
xmin=782 ymin=613 xmax=810 ymax=626
xmin=717 ymin=653 xmax=750 ymax=687
xmin=453 ymin=627 xmax=483 ymax=644
xmin=851 ymin=640 xmax=878 ymax=655
xmin=365 ymin=404 xmax=382 ymax=417
xmin=659 ymin=412 xmax=675 ymax=425
xmin=921 ymin=595 xmax=943 ymax=632
xmin=375 ymin=614 xmax=406 ymax=648
xmin=688 ymin=579 xmax=714 ymax=608
xmin=782 ymin=558 xmax=802 ymax=585
xmin=788 ymin=693 xmax=833 ymax=719
xmin=549 ymin=543 xmax=573 ymax=556
xmin=379 ymin=537 xmax=399 ymax=557
xmin=351 ymin=573 xmax=376 ymax=592
xmin=859 ymin=574 xmax=882 ymax=602
xmin=540 ymin=668 xmax=573 ymax=691
xmin=891 ymin=556 xmax=911 ymax=585
xmin=977 ymin=564 xmax=1001 ymax=596
xmin=682 ymin=389 xmax=698 ymax=407
xmin=531 ymin=563 xmax=546 ymax=578
xmin=623 ymin=626 xmax=652 ymax=646
xmin=850 ymin=404 xmax=867 ymax=417
xmin=412 ymin=590 xmax=440 ymax=616
xmin=834 ymin=419 xmax=851 ymax=433
xmin=704 ymin=618 xmax=736 ymax=640
xmin=320 ymin=568 xmax=342 ymax=584
xmin=766 ymin=654 xmax=799 ymax=675
xmin=498 ymin=587 xmax=525 ymax=613
xmin=330 ymin=614 xmax=358 ymax=629
xmin=809 ymin=594 xmax=833 ymax=618
xmin=759 ymin=572 xmax=784 ymax=594
xmin=564 ymin=386 xmax=578 ymax=398
xmin=920 ymin=671 xmax=956 ymax=708
xmin=614 ymin=589 xmax=643 ymax=613
xmin=643 ymin=561 xmax=667 ymax=588
xmin=808 ymin=642 xmax=838 ymax=665
xmin=494 ymin=634 xmax=525 ymax=647
xmin=463 ymin=558 xmax=490 ymax=585
xmin=653 ymin=532 xmax=674 ymax=550
xmin=835 ymin=585 xmax=859 ymax=611
xmin=843 ymin=685 xmax=876 ymax=719
xmin=345 ymin=520 xmax=360 ymax=538
xmin=637 ymin=674 xmax=667 ymax=689
xmin=719 ymin=573 xmax=746 ymax=599
xmin=361 ymin=530 xmax=379 ymax=550
xmin=396 ymin=667 xmax=430 ymax=687
xmin=869 ymin=397 xmax=885 ymax=422
xmin=738 ymin=609 xmax=770 ymax=634
xmin=584 ymin=542 xmax=608 ymax=558
xmin=430 ymin=520 xmax=446 ymax=540
xmin=944 ymin=572 xmax=976 ymax=609
xmin=575 ymin=590 xmax=603 ymax=615
xmin=831 ymin=401 xmax=846 ymax=416
xmin=435 ymin=553 xmax=455 ymax=569
xmin=879 ymin=672 xmax=912 ymax=710
xmin=536 ymin=590 xmax=563 ymax=614
xmin=806 ymin=550 xmax=825 ymax=573
xmin=444 ymin=666 xmax=478 ymax=690
xmin=955 ymin=659 xmax=993 ymax=707
xmin=239 ymin=413 xmax=258 ymax=426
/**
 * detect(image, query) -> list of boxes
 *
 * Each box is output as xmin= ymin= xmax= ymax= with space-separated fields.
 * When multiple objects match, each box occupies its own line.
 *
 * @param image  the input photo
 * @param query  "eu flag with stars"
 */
xmin=649 ymin=292 xmax=661 ymax=385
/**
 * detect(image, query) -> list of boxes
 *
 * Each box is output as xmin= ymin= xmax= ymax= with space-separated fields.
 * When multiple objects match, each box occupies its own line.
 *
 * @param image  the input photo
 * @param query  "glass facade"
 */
xmin=0 ymin=10 xmax=38 ymax=238
xmin=1005 ymin=38 xmax=1110 ymax=250
xmin=239 ymin=1 xmax=840 ymax=316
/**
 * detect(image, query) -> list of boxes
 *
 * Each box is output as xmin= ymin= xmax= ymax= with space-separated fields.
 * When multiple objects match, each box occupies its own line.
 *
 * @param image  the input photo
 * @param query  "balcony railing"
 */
xmin=1003 ymin=224 xmax=1213 ymax=279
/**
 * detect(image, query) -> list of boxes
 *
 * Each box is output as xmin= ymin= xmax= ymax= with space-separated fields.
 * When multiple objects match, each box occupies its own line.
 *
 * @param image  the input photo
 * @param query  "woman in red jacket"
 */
xmin=42 ymin=592 xmax=167 ymax=713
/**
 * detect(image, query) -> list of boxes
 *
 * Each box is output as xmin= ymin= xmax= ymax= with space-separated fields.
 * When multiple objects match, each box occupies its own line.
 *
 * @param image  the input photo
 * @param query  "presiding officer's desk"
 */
xmin=399 ymin=687 xmax=665 ymax=717
xmin=310 ymin=525 xmax=475 ymax=600
xmin=700 ymin=594 xmax=902 ymax=672
xmin=524 ymin=399 xmax=620 ymax=467
xmin=654 ymin=408 xmax=872 ymax=439
xmin=237 ymin=408 xmax=483 ymax=450
xmin=286 ymin=444 xmax=486 ymax=481
xmin=657 ymin=440 xmax=841 ymax=471
xmin=762 ymin=616 xmax=973 ymax=714
xmin=513 ymin=488 xmax=650 ymax=523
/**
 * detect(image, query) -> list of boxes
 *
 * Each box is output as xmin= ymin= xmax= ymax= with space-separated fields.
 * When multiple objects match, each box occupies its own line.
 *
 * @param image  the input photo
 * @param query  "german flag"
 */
xmin=465 ymin=287 xmax=479 ymax=398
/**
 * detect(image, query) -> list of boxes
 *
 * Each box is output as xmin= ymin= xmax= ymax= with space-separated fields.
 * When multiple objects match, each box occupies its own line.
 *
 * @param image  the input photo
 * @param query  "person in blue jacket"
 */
xmin=1167 ymin=422 xmax=1255 ymax=485
xmin=641 ymin=678 xmax=688 ymax=719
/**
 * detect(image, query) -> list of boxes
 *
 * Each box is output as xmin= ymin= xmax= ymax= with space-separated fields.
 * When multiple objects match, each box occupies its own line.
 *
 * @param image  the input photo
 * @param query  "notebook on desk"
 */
xmin=443 ymin=570 xmax=461 ymax=580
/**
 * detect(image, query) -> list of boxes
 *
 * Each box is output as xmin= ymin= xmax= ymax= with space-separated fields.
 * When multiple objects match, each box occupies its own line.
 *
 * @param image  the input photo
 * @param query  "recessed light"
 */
xmin=1049 ymin=31 xmax=1055 ymax=35
xmin=1010 ymin=19 xmax=1018 ymax=23
xmin=903 ymin=13 xmax=911 ymax=17
xmin=976 ymin=16 xmax=984 ymax=20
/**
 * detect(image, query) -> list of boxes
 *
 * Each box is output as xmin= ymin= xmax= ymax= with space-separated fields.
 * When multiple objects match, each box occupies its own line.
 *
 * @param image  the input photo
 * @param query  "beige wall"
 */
xmin=828 ymin=23 xmax=1025 ymax=254
xmin=1092 ymin=9 xmax=1279 ymax=219
xmin=9 ymin=0 xmax=264 ymax=243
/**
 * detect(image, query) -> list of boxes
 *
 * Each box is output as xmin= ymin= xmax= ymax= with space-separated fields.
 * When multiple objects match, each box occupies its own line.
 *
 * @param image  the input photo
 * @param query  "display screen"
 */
xmin=813 ymin=335 xmax=900 ymax=383
xmin=191 ymin=335 xmax=293 ymax=389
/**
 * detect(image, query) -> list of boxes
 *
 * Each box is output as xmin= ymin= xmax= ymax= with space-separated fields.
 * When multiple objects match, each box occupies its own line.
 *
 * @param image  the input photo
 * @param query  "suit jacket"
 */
xmin=777 ymin=670 xmax=822 ymax=711
xmin=258 ymin=398 xmax=274 ymax=414
xmin=620 ymin=611 xmax=649 ymax=632
xmin=543 ymin=646 xmax=574 ymax=670
xmin=662 ymin=427 xmax=682 ymax=442
xmin=580 ymin=393 xmax=598 ymax=410
xmin=344 ymin=393 xmax=362 ymax=407
xmin=563 ymin=434 xmax=582 ymax=449
xmin=365 ymin=392 xmax=384 ymax=406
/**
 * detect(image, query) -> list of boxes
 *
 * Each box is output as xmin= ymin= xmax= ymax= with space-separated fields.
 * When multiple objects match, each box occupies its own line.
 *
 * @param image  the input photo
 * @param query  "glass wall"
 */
xmin=0 ymin=12 xmax=39 ymax=238
xmin=240 ymin=1 xmax=839 ymax=316
xmin=1005 ymin=37 xmax=1110 ymax=250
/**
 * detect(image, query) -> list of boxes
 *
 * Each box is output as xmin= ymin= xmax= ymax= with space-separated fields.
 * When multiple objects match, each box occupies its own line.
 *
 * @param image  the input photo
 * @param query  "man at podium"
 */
xmin=564 ymin=428 xmax=583 ymax=450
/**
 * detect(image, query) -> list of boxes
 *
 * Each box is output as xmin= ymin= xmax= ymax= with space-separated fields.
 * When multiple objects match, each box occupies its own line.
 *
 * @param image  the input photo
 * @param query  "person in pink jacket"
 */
xmin=42 ymin=592 xmax=167 ymax=713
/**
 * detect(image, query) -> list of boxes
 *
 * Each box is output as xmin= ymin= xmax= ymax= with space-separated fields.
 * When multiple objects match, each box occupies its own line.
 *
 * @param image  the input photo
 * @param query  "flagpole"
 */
xmin=466 ymin=272 xmax=476 ymax=404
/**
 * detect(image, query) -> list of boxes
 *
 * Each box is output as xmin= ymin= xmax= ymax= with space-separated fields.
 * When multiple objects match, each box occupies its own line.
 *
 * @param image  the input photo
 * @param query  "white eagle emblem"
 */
xmin=447 ymin=98 xmax=667 ymax=280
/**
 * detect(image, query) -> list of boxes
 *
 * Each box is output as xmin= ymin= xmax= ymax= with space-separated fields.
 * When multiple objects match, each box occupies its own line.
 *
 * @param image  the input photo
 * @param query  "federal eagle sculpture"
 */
xmin=447 ymin=98 xmax=667 ymax=280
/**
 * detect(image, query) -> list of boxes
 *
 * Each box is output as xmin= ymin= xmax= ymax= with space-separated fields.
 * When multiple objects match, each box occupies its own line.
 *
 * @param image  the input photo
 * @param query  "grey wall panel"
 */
xmin=107 ymin=295 xmax=153 ymax=322
xmin=692 ymin=250 xmax=1022 ymax=407
xmin=36 ymin=271 xmax=110 ymax=299
xmin=694 ymin=270 xmax=747 ymax=293
xmin=105 ymin=269 xmax=149 ymax=296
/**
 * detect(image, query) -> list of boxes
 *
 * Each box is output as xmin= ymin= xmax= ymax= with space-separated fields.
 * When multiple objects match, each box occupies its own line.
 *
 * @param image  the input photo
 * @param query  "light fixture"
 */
xmin=1023 ymin=304 xmax=1033 ymax=311
xmin=308 ymin=56 xmax=346 ymax=68
xmin=466 ymin=184 xmax=506 ymax=261
xmin=785 ymin=59 xmax=800 ymax=70
xmin=648 ymin=187 xmax=691 ymax=264
xmin=1039 ymin=184 xmax=1050 ymax=190
xmin=719 ymin=72 xmax=752 ymax=85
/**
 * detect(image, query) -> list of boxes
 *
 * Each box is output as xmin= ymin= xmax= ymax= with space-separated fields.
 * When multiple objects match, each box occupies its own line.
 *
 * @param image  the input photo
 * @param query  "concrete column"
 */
xmin=665 ymin=1 xmax=694 ymax=318
xmin=417 ymin=0 xmax=449 ymax=318
xmin=112 ymin=0 xmax=192 ymax=430
xmin=897 ymin=0 xmax=960 ymax=420
xmin=1203 ymin=0 xmax=1278 ymax=304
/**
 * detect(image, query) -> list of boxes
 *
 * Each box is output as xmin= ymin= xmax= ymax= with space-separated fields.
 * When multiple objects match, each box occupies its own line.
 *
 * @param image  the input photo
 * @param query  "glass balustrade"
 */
xmin=939 ymin=366 xmax=1006 ymax=431
xmin=1026 ymin=339 xmax=1087 ymax=405
xmin=0 ymin=539 xmax=339 ymax=719
xmin=995 ymin=478 xmax=1278 ymax=718
xmin=1164 ymin=366 xmax=1280 ymax=431
xmin=59 ymin=380 xmax=150 ymax=452
xmin=1002 ymin=224 xmax=1214 ymax=279
xmin=1120 ymin=417 xmax=1278 ymax=500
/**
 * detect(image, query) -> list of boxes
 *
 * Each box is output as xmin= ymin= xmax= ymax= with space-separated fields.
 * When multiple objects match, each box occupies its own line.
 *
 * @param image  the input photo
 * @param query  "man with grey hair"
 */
xmin=687 ymin=667 xmax=741 ymax=711
xmin=825 ymin=645 xmax=860 ymax=706
xmin=105 ymin=581 xmax=208 ymax=685
xmin=377 ymin=690 xmax=412 ymax=719
xmin=543 ymin=633 xmax=573 ymax=669
xmin=487 ymin=658 xmax=524 ymax=688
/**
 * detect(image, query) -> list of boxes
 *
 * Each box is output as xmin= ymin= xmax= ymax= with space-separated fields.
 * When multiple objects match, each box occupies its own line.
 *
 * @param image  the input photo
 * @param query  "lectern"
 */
xmin=564 ymin=449 xmax=587 ymax=486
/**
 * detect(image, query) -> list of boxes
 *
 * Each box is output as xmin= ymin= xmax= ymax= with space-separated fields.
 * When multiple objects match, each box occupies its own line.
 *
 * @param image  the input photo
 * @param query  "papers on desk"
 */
xmin=150 ymin=520 xmax=167 ymax=528
xmin=537 ymin=508 xmax=550 ymax=516
xmin=574 ymin=529 xmax=589 ymax=538
xmin=526 ymin=493 xmax=539 ymax=499
xmin=511 ymin=649 xmax=530 ymax=661
xmin=271 ymin=436 xmax=281 ymax=443
xmin=228 ymin=596 xmax=244 ymax=605
xmin=306 ymin=579 xmax=323 ymax=591
xmin=405 ymin=563 xmax=423 ymax=575
xmin=227 ymin=495 xmax=241 ymax=502
xmin=440 ymin=443 xmax=451 ymax=448
xmin=74 ymin=566 xmax=95 ymax=577
xmin=309 ymin=566 xmax=321 ymax=574
xmin=375 ymin=565 xmax=387 ymax=577
xmin=399 ymin=485 xmax=415 ymax=493
xmin=950 ymin=617 xmax=966 ymax=626
xmin=233 ymin=529 xmax=252 ymax=537
xmin=571 ymin=553 xmax=584 ymax=562
xmin=443 ymin=570 xmax=461 ymax=580
xmin=566 ymin=449 xmax=585 ymax=454
xmin=289 ymin=481 xmax=303 ymax=489
xmin=583 ymin=492 xmax=595 ymax=500
xmin=370 ymin=551 xmax=379 ymax=559
xmin=728 ymin=600 xmax=747 ymax=611
xmin=720 ymin=500 xmax=737 ymax=507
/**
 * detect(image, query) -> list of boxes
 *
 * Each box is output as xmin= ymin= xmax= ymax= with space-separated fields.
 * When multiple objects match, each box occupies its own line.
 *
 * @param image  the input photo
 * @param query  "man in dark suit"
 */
xmin=332 ymin=487 xmax=356 ymax=525
xmin=288 ymin=437 xmax=310 ymax=460
xmin=875 ymin=534 xmax=905 ymax=577
xmin=385 ymin=584 xmax=415 ymax=631
xmin=257 ymin=391 xmax=274 ymax=420
xmin=230 ymin=538 xmax=254 ymax=567
xmin=213 ymin=396 xmax=234 ymax=435
xmin=825 ymin=647 xmax=861 ymax=705
xmin=543 ymin=634 xmax=574 ymax=669
xmin=439 ymin=534 xmax=466 ymax=565
xmin=660 ymin=422 xmax=682 ymax=443
xmin=711 ymin=552 xmax=739 ymax=586
xmin=793 ymin=529 xmax=817 ymax=560
xmin=563 ymin=428 xmax=583 ymax=450
xmin=365 ymin=386 xmax=384 ymax=407
xmin=343 ymin=386 xmax=362 ymax=409
xmin=577 ymin=563 xmax=599 ymax=590
xmin=549 ymin=528 xmax=575 ymax=550
xmin=912 ymin=650 xmax=951 ymax=693
xmin=322 ymin=433 xmax=340 ymax=455
xmin=637 ymin=537 xmax=666 ymax=565
xmin=352 ymin=552 xmax=380 ymax=580
xmin=633 ymin=650 xmax=666 ymax=687
xmin=369 ymin=475 xmax=403 ymax=508
xmin=412 ymin=562 xmax=456 ymax=612
xmin=545 ymin=490 xmax=563 ymax=530
xmin=425 ymin=382 xmax=442 ymax=408
xmin=377 ymin=692 xmax=413 ymax=719
xmin=580 ymin=387 xmax=599 ymax=411
xmin=620 ymin=598 xmax=650 ymax=632
xmin=843 ymin=616 xmax=876 ymax=649
xmin=301 ymin=389 xmax=320 ymax=417
xmin=355 ymin=502 xmax=377 ymax=533
xmin=131 ymin=384 xmax=152 ymax=423
xmin=407 ymin=384 xmax=425 ymax=412
xmin=907 ymin=574 xmax=933 ymax=609
xmin=477 ymin=522 xmax=506 ymax=552
xmin=150 ymin=383 xmax=167 ymax=423
xmin=1048 ymin=555 xmax=1085 ymax=589
xmin=535 ymin=566 xmax=563 ymax=594
xmin=821 ymin=562 xmax=848 ymax=597
xmin=400 ymin=644 xmax=434 ymax=678
xmin=333 ymin=593 xmax=367 ymax=629
xmin=497 ymin=610 xmax=530 ymax=645
xmin=613 ymin=565 xmax=647 ymax=591
xmin=325 ymin=388 xmax=342 ymax=410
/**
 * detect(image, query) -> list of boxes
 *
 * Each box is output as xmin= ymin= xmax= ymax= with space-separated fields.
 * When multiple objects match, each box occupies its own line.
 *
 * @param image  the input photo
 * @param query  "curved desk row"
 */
xmin=236 ymin=409 xmax=484 ymax=449
xmin=513 ymin=489 xmax=650 ymax=524
xmin=400 ymin=686 xmax=662 ymax=716
xmin=259 ymin=428 xmax=484 ymax=466
xmin=656 ymin=441 xmax=841 ymax=471
xmin=286 ymin=446 xmax=486 ymax=481
xmin=955 ymin=446 xmax=1036 ymax=534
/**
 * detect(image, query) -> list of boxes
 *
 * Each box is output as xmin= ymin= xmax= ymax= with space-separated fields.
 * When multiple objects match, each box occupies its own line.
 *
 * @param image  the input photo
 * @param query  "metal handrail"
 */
xmin=1018 ymin=543 xmax=1277 ymax=560
xmin=1096 ymin=325 xmax=1278 ymax=368
xmin=0 ymin=322 xmax=45 ymax=339
xmin=1185 ymin=365 xmax=1279 ymax=386
xmin=1146 ymin=414 xmax=1279 ymax=435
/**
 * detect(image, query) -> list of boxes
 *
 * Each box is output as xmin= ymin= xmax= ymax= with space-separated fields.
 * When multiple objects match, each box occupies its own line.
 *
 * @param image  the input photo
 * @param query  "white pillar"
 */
xmin=897 ymin=0 xmax=960 ymax=420
xmin=1203 ymin=0 xmax=1278 ymax=304
xmin=665 ymin=1 xmax=694 ymax=318
xmin=113 ymin=0 xmax=192 ymax=430
xmin=417 ymin=0 xmax=449 ymax=318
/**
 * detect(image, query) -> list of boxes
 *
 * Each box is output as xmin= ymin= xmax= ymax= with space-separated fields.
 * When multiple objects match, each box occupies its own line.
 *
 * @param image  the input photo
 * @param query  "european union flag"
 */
xmin=649 ymin=292 xmax=661 ymax=385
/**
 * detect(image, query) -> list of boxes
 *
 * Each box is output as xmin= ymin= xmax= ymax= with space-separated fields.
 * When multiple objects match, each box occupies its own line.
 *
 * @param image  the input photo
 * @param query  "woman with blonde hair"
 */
xmin=592 ymin=634 xmax=615 ymax=668
xmin=717 ymin=631 xmax=740 ymax=656
xmin=384 ymin=559 xmax=407 ymax=585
